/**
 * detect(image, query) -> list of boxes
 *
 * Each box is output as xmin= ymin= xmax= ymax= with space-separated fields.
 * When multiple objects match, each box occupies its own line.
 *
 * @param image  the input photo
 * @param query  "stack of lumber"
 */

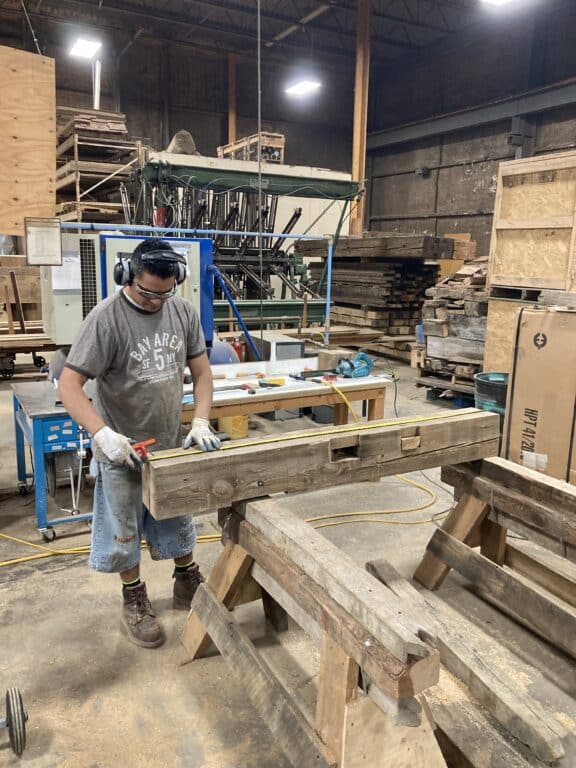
xmin=300 ymin=234 xmax=453 ymax=337
xmin=56 ymin=105 xmax=142 ymax=223
xmin=418 ymin=257 xmax=488 ymax=395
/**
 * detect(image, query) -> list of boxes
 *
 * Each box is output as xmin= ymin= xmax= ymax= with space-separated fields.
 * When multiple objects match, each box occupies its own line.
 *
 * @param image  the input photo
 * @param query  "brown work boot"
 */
xmin=121 ymin=581 xmax=165 ymax=648
xmin=173 ymin=563 xmax=205 ymax=609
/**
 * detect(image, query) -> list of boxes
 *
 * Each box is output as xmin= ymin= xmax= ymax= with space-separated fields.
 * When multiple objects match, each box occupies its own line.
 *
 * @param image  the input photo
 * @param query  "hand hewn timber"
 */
xmin=232 ymin=514 xmax=439 ymax=693
xmin=190 ymin=584 xmax=337 ymax=768
xmin=143 ymin=410 xmax=499 ymax=520
xmin=441 ymin=460 xmax=576 ymax=557
xmin=427 ymin=528 xmax=576 ymax=660
xmin=367 ymin=559 xmax=566 ymax=763
xmin=243 ymin=498 xmax=430 ymax=663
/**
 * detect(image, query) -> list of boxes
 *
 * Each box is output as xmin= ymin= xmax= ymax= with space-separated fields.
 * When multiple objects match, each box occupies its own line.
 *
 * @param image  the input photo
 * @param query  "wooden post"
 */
xmin=350 ymin=0 xmax=371 ymax=236
xmin=316 ymin=633 xmax=359 ymax=758
xmin=4 ymin=285 xmax=14 ymax=334
xmin=228 ymin=52 xmax=237 ymax=145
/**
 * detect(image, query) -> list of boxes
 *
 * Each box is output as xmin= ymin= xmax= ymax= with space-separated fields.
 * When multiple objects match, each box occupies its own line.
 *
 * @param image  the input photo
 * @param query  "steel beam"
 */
xmin=367 ymin=80 xmax=576 ymax=151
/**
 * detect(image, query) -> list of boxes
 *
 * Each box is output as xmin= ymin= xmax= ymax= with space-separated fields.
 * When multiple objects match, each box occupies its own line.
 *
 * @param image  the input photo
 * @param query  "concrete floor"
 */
xmin=0 ymin=360 xmax=575 ymax=766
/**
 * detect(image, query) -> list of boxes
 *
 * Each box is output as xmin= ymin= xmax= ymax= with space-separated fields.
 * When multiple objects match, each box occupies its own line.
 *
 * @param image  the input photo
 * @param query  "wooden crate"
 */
xmin=0 ymin=46 xmax=55 ymax=236
xmin=488 ymin=150 xmax=576 ymax=291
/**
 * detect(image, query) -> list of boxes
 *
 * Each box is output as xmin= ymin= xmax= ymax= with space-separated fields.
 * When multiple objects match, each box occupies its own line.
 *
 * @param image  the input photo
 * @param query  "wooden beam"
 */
xmin=181 ymin=541 xmax=253 ymax=661
xmin=480 ymin=518 xmax=507 ymax=565
xmin=190 ymin=584 xmax=337 ymax=768
xmin=505 ymin=543 xmax=576 ymax=609
xmin=143 ymin=410 xmax=500 ymax=519
xmin=235 ymin=518 xmax=438 ymax=698
xmin=316 ymin=633 xmax=359 ymax=758
xmin=441 ymin=461 xmax=576 ymax=554
xmin=368 ymin=559 xmax=566 ymax=764
xmin=244 ymin=498 xmax=429 ymax=662
xmin=350 ymin=0 xmax=371 ymax=236
xmin=228 ymin=52 xmax=237 ymax=145
xmin=427 ymin=528 xmax=576 ymax=659
xmin=414 ymin=493 xmax=489 ymax=590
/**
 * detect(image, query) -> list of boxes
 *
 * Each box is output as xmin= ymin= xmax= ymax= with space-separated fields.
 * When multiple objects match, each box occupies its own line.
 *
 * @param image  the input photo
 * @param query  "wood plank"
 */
xmin=414 ymin=493 xmax=489 ymax=590
xmin=367 ymin=560 xmax=566 ymax=763
xmin=4 ymin=286 xmax=13 ymax=335
xmin=10 ymin=271 xmax=26 ymax=334
xmin=505 ymin=543 xmax=576 ymax=609
xmin=190 ymin=584 xmax=336 ymax=768
xmin=480 ymin=518 xmax=507 ymax=565
xmin=237 ymin=520 xmax=439 ymax=698
xmin=425 ymin=668 xmax=545 ymax=768
xmin=181 ymin=541 xmax=253 ymax=661
xmin=316 ymin=633 xmax=358 ymax=758
xmin=0 ymin=46 xmax=55 ymax=236
xmin=144 ymin=410 xmax=500 ymax=519
xmin=441 ymin=461 xmax=576 ymax=551
xmin=427 ymin=528 xmax=576 ymax=659
xmin=245 ymin=498 xmax=432 ymax=662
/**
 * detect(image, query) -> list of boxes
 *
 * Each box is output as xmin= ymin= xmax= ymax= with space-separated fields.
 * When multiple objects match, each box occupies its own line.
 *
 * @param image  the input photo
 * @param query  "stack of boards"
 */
xmin=301 ymin=234 xmax=454 ymax=341
xmin=417 ymin=257 xmax=488 ymax=396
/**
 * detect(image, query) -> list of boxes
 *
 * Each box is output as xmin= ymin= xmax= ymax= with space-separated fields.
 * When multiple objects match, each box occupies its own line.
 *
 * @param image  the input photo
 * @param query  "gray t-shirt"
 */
xmin=66 ymin=291 xmax=206 ymax=459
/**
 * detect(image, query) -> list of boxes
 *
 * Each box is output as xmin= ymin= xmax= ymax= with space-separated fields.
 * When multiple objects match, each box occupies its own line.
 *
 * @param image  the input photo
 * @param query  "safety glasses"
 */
xmin=134 ymin=281 xmax=178 ymax=300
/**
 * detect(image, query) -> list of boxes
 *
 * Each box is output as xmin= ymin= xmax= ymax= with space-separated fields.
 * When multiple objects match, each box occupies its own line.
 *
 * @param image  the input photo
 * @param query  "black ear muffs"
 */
xmin=113 ymin=256 xmax=133 ymax=285
xmin=114 ymin=250 xmax=189 ymax=286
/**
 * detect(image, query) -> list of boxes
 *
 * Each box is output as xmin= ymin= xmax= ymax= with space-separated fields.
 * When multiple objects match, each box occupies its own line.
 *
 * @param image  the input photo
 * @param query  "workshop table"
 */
xmin=12 ymin=382 xmax=92 ymax=541
xmin=182 ymin=359 xmax=389 ymax=425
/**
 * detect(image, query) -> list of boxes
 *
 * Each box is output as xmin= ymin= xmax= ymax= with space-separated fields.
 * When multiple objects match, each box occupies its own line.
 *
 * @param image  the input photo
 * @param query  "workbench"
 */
xmin=12 ymin=382 xmax=92 ymax=541
xmin=182 ymin=358 xmax=390 ymax=425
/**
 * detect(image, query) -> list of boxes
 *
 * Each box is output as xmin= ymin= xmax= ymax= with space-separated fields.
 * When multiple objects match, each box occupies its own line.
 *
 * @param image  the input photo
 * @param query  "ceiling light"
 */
xmin=285 ymin=79 xmax=322 ymax=96
xmin=481 ymin=0 xmax=515 ymax=5
xmin=69 ymin=38 xmax=102 ymax=59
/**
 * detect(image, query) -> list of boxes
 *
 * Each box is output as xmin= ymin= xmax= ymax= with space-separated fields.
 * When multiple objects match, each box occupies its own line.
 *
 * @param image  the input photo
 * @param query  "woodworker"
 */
xmin=59 ymin=238 xmax=221 ymax=648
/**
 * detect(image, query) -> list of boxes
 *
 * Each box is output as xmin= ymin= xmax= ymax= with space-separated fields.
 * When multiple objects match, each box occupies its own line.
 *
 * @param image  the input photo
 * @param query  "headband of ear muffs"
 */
xmin=113 ymin=249 xmax=189 ymax=286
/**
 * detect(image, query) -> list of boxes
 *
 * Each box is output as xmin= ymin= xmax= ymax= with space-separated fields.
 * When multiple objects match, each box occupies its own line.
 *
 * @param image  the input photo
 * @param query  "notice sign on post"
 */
xmin=25 ymin=217 xmax=62 ymax=266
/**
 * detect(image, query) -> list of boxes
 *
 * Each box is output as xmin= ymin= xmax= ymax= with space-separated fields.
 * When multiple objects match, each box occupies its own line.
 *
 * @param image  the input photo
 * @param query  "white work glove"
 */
xmin=92 ymin=426 xmax=142 ymax=469
xmin=183 ymin=418 xmax=221 ymax=452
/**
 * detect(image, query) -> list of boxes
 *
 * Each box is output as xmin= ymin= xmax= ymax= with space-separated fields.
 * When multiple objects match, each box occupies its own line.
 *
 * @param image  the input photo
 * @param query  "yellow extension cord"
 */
xmin=0 ymin=382 xmax=451 ymax=568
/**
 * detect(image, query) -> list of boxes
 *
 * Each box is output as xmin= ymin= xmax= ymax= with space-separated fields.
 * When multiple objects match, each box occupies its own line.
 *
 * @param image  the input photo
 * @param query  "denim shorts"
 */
xmin=89 ymin=460 xmax=197 ymax=573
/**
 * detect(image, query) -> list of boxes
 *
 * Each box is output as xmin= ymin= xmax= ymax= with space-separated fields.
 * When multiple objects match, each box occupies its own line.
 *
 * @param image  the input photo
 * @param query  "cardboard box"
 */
xmin=502 ymin=306 xmax=576 ymax=482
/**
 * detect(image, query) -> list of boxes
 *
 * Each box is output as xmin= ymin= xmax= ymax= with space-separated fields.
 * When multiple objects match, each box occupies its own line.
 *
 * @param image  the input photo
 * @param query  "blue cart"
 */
xmin=12 ymin=382 xmax=92 ymax=541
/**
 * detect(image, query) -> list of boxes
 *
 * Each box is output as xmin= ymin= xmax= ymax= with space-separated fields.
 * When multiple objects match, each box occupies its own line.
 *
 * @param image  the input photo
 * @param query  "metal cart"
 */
xmin=12 ymin=382 xmax=92 ymax=541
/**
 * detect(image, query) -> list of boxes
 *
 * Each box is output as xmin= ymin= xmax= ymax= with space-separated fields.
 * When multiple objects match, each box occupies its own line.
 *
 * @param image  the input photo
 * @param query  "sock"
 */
xmin=174 ymin=558 xmax=195 ymax=573
xmin=122 ymin=576 xmax=141 ymax=588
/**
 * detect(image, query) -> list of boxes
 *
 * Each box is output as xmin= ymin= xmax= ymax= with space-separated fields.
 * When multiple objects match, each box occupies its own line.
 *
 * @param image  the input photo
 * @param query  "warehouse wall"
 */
xmin=367 ymin=0 xmax=576 ymax=254
xmin=0 ymin=25 xmax=353 ymax=173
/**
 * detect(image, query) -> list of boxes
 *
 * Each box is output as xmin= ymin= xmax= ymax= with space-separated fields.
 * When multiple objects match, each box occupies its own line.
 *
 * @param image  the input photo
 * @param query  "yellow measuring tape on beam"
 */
xmin=148 ymin=409 xmax=477 ymax=463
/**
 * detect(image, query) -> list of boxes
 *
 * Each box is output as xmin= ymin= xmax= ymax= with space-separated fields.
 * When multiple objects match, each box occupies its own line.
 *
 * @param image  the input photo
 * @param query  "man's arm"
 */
xmin=58 ymin=367 xmax=105 ymax=436
xmin=187 ymin=352 xmax=214 ymax=420
xmin=59 ymin=366 xmax=141 ymax=467
xmin=183 ymin=352 xmax=220 ymax=451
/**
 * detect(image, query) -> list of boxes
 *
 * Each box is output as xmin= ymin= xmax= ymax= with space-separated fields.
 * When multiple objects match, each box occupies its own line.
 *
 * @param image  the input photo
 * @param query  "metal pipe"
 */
xmin=92 ymin=58 xmax=101 ymax=110
xmin=59 ymin=222 xmax=326 ymax=240
xmin=324 ymin=238 xmax=333 ymax=345
xmin=208 ymin=266 xmax=262 ymax=361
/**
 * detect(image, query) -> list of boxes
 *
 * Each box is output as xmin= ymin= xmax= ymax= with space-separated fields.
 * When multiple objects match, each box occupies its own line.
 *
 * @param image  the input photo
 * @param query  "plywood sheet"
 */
xmin=500 ymin=169 xmax=576 ymax=219
xmin=0 ymin=46 xmax=56 ymax=236
xmin=483 ymin=299 xmax=532 ymax=374
xmin=491 ymin=229 xmax=571 ymax=289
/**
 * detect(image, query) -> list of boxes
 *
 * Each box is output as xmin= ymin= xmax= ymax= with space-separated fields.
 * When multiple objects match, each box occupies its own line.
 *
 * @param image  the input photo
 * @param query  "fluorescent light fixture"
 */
xmin=69 ymin=38 xmax=102 ymax=59
xmin=285 ymin=79 xmax=322 ymax=96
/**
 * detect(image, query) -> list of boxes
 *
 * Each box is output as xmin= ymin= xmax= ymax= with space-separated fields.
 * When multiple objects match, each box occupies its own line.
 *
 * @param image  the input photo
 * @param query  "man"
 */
xmin=59 ymin=238 xmax=221 ymax=648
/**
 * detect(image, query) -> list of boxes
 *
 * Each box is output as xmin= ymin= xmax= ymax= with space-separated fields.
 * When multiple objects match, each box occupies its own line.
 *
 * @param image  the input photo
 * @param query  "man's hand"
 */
xmin=93 ymin=426 xmax=143 ymax=469
xmin=183 ymin=418 xmax=221 ymax=452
